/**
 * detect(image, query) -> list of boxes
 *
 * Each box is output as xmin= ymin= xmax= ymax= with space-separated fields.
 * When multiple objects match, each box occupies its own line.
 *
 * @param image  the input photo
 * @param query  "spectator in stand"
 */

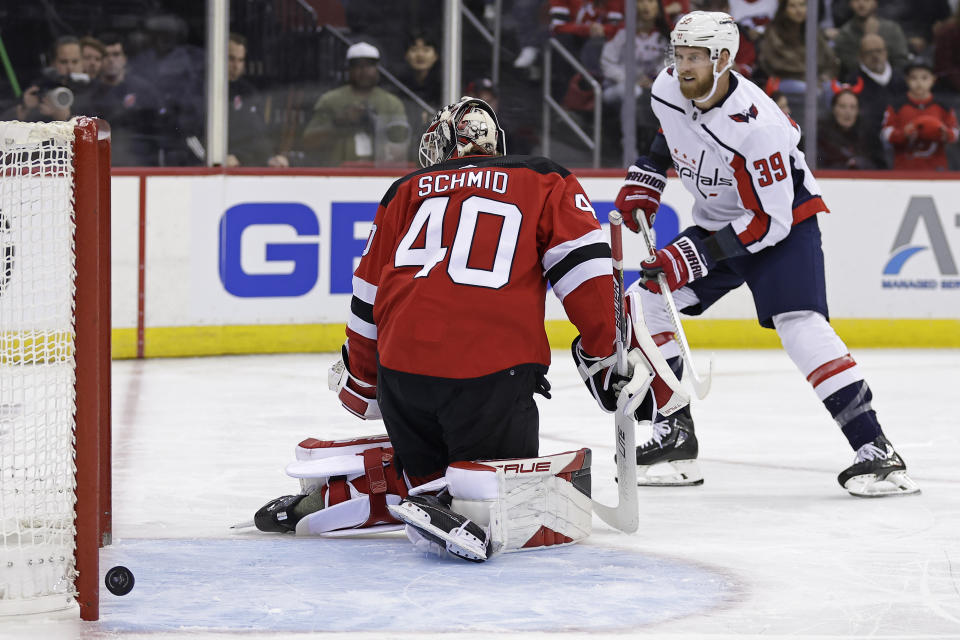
xmin=881 ymin=59 xmax=959 ymax=171
xmin=817 ymin=87 xmax=883 ymax=169
xmin=726 ymin=0 xmax=778 ymax=42
xmin=397 ymin=31 xmax=442 ymax=162
xmin=131 ymin=14 xmax=206 ymax=165
xmin=832 ymin=0 xmax=909 ymax=79
xmin=549 ymin=0 xmax=625 ymax=77
xmin=600 ymin=0 xmax=670 ymax=107
xmin=45 ymin=36 xmax=93 ymax=103
xmin=758 ymin=0 xmax=838 ymax=90
xmin=599 ymin=0 xmax=670 ymax=156
xmin=302 ymin=42 xmax=410 ymax=167
xmin=1 ymin=80 xmax=73 ymax=123
xmin=2 ymin=35 xmax=91 ymax=124
xmin=226 ymin=33 xmax=289 ymax=168
xmin=933 ymin=6 xmax=960 ymax=97
xmin=80 ymin=37 xmax=105 ymax=82
xmin=50 ymin=36 xmax=86 ymax=82
xmin=398 ymin=32 xmax=442 ymax=130
xmin=869 ymin=0 xmax=950 ymax=59
xmin=846 ymin=33 xmax=905 ymax=164
xmin=758 ymin=0 xmax=837 ymax=129
xmin=83 ymin=33 xmax=165 ymax=166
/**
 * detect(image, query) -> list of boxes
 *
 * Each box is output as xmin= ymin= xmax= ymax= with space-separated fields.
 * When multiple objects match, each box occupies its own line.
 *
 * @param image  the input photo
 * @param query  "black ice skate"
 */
xmin=636 ymin=406 xmax=703 ymax=486
xmin=387 ymin=493 xmax=491 ymax=562
xmin=838 ymin=435 xmax=920 ymax=497
xmin=253 ymin=494 xmax=307 ymax=533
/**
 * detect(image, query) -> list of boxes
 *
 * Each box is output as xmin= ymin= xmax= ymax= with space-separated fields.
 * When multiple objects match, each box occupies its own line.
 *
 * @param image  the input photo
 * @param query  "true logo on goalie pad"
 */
xmin=495 ymin=461 xmax=552 ymax=474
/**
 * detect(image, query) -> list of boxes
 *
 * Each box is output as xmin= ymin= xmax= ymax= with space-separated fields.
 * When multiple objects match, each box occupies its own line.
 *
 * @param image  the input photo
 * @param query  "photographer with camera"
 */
xmin=301 ymin=42 xmax=410 ymax=167
xmin=3 ymin=78 xmax=74 ymax=123
xmin=2 ymin=36 xmax=91 ymax=123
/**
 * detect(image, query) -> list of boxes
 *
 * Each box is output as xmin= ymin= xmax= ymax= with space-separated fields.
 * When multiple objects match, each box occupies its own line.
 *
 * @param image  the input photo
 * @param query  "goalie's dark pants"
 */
xmin=376 ymin=363 xmax=544 ymax=481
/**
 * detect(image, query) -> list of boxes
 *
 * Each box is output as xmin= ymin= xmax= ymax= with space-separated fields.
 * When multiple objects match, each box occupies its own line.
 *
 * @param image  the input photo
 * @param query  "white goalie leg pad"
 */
xmin=445 ymin=449 xmax=594 ymax=555
xmin=282 ymin=435 xmax=408 ymax=535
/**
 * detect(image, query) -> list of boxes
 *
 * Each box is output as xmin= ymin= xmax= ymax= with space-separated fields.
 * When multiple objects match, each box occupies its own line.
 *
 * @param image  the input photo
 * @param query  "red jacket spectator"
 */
xmin=549 ymin=0 xmax=626 ymax=40
xmin=882 ymin=96 xmax=959 ymax=171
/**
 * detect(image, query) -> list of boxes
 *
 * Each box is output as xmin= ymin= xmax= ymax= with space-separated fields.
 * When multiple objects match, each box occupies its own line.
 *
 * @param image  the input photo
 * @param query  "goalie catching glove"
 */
xmin=572 ymin=290 xmax=688 ymax=420
xmin=614 ymin=157 xmax=666 ymax=233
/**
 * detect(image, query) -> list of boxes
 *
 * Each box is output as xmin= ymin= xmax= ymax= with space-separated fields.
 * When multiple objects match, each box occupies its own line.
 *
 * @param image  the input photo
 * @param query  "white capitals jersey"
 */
xmin=650 ymin=68 xmax=829 ymax=253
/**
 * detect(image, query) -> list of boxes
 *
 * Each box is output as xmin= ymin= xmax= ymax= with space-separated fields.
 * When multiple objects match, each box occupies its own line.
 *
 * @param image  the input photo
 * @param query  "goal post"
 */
xmin=0 ymin=117 xmax=111 ymax=621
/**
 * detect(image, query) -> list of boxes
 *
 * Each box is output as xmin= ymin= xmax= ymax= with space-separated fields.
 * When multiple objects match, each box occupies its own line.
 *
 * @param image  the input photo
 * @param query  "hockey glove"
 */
xmin=328 ymin=344 xmax=381 ymax=420
xmin=572 ymin=336 xmax=628 ymax=413
xmin=615 ymin=157 xmax=667 ymax=233
xmin=641 ymin=233 xmax=715 ymax=293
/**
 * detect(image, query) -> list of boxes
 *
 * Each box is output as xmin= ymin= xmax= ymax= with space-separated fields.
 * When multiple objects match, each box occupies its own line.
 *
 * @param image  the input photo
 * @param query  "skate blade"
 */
xmin=387 ymin=503 xmax=488 ymax=562
xmin=844 ymin=470 xmax=921 ymax=498
xmin=637 ymin=459 xmax=704 ymax=487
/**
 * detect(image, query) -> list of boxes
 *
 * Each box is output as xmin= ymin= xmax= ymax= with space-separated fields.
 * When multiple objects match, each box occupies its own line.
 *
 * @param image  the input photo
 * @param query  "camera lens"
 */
xmin=47 ymin=87 xmax=74 ymax=109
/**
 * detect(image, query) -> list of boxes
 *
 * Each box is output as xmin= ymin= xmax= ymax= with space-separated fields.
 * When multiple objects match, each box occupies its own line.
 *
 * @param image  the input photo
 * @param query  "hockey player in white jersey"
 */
xmin=614 ymin=11 xmax=919 ymax=497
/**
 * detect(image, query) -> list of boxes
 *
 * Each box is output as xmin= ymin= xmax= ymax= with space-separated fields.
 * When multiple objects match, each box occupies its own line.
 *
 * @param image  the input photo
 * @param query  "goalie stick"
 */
xmin=590 ymin=211 xmax=640 ymax=534
xmin=635 ymin=213 xmax=713 ymax=400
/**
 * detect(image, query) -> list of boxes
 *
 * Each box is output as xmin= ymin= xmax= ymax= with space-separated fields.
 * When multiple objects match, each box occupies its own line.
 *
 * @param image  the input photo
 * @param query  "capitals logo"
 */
xmin=882 ymin=196 xmax=959 ymax=290
xmin=729 ymin=104 xmax=758 ymax=123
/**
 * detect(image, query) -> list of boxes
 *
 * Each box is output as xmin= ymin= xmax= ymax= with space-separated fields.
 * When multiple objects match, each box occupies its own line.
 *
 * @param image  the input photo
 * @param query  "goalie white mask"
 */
xmin=418 ymin=96 xmax=506 ymax=168
xmin=670 ymin=11 xmax=739 ymax=102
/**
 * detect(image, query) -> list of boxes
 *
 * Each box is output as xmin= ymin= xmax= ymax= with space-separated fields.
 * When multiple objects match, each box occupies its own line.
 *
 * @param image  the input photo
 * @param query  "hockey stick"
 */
xmin=590 ymin=211 xmax=639 ymax=534
xmin=636 ymin=213 xmax=712 ymax=399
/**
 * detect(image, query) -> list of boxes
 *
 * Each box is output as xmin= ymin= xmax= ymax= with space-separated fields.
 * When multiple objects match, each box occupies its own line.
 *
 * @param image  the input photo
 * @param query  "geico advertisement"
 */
xmin=125 ymin=175 xmax=957 ymax=329
xmin=141 ymin=175 xmax=694 ymax=327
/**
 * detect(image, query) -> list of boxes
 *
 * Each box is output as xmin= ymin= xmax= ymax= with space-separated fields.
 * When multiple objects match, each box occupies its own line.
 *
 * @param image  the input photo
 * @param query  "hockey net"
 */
xmin=0 ymin=118 xmax=110 ymax=620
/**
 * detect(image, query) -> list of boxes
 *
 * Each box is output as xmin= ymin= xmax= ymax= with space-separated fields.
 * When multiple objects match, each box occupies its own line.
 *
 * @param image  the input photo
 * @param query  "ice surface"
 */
xmin=1 ymin=349 xmax=958 ymax=639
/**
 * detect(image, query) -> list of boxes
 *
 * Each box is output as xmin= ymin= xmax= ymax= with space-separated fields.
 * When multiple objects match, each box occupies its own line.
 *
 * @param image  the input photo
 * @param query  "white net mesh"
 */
xmin=0 ymin=120 xmax=79 ymax=614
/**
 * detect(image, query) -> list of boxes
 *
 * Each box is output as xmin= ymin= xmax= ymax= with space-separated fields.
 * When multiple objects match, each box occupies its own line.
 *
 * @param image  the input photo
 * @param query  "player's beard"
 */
xmin=679 ymin=73 xmax=714 ymax=101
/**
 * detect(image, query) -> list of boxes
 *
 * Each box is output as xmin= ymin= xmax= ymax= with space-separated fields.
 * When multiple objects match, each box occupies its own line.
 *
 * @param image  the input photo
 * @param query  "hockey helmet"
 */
xmin=670 ymin=11 xmax=739 ymax=73
xmin=418 ymin=96 xmax=506 ymax=168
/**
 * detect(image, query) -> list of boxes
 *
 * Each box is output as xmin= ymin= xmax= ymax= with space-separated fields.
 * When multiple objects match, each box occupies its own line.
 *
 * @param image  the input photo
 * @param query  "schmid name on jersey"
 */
xmin=417 ymin=169 xmax=509 ymax=197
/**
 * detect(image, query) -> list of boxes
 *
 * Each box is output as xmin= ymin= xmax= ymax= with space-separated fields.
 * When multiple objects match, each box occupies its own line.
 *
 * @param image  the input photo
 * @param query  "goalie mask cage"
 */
xmin=0 ymin=117 xmax=111 ymax=621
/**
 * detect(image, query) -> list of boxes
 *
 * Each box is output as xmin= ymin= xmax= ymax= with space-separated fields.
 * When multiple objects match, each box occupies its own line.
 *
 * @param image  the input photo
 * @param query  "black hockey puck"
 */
xmin=105 ymin=565 xmax=135 ymax=596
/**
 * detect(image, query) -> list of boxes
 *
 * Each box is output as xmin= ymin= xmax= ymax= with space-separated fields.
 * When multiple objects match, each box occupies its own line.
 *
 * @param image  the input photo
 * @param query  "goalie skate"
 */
xmin=838 ymin=435 xmax=920 ymax=498
xmin=636 ymin=407 xmax=703 ymax=486
xmin=388 ymin=494 xmax=491 ymax=562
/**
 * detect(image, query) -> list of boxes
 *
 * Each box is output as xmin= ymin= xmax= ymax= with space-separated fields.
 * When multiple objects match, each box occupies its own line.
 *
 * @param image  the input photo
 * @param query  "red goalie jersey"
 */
xmin=346 ymin=155 xmax=616 ymax=383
